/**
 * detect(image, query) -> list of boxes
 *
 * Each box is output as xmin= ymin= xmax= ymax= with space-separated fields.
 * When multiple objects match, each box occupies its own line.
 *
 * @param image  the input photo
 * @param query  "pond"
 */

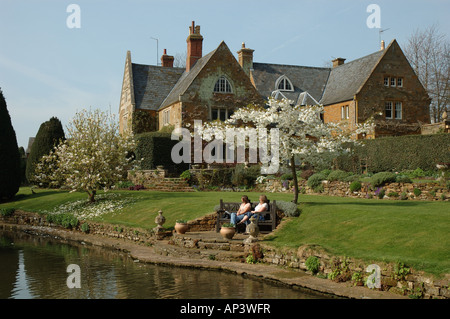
xmin=0 ymin=230 xmax=328 ymax=299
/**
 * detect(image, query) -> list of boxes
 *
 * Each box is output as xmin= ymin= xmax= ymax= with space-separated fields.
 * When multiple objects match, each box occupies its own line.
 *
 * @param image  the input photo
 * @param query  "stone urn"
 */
xmin=244 ymin=216 xmax=260 ymax=244
xmin=220 ymin=224 xmax=236 ymax=240
xmin=154 ymin=210 xmax=165 ymax=232
xmin=174 ymin=221 xmax=189 ymax=234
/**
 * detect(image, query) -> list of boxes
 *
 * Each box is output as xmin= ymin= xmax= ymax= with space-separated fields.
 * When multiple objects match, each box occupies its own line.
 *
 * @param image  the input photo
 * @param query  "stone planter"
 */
xmin=220 ymin=226 xmax=236 ymax=240
xmin=174 ymin=222 xmax=189 ymax=234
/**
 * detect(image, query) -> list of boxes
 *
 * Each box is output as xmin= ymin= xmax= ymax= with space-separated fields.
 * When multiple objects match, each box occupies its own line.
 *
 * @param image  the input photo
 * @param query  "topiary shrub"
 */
xmin=370 ymin=172 xmax=397 ymax=187
xmin=26 ymin=117 xmax=65 ymax=184
xmin=349 ymin=181 xmax=362 ymax=192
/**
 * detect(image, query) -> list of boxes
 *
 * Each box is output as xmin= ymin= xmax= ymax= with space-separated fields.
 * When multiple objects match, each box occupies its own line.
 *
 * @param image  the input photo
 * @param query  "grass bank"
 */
xmin=1 ymin=187 xmax=448 ymax=276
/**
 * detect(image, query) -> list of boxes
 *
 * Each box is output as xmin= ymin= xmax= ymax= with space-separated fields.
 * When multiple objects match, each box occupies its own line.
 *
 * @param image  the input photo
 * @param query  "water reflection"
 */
xmin=0 ymin=230 xmax=326 ymax=299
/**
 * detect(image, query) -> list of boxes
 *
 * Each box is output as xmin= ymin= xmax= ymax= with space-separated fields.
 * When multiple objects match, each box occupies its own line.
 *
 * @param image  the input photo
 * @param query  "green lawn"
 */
xmin=1 ymin=187 xmax=449 ymax=276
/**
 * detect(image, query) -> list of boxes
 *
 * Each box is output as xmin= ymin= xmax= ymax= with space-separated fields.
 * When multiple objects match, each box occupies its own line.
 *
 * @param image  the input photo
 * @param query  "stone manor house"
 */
xmin=118 ymin=21 xmax=431 ymax=139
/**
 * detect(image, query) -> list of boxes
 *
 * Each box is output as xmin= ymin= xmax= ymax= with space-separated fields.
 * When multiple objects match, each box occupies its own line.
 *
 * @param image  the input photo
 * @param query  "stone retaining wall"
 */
xmin=259 ymin=243 xmax=449 ymax=299
xmin=257 ymin=179 xmax=449 ymax=201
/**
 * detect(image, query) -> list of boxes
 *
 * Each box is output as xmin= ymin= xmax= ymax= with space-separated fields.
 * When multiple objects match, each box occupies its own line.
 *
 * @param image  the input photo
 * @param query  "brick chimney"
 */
xmin=332 ymin=57 xmax=346 ymax=68
xmin=237 ymin=42 xmax=254 ymax=77
xmin=186 ymin=21 xmax=203 ymax=71
xmin=161 ymin=49 xmax=174 ymax=67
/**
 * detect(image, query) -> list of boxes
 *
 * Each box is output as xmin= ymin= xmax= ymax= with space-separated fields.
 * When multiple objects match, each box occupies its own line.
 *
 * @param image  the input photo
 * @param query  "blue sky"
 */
xmin=0 ymin=0 xmax=449 ymax=149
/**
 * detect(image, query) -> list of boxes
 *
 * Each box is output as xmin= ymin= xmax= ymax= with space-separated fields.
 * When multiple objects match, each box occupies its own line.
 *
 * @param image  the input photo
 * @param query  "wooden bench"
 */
xmin=215 ymin=199 xmax=277 ymax=234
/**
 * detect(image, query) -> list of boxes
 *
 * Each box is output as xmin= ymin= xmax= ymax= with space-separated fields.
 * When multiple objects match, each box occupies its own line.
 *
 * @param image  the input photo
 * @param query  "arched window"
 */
xmin=214 ymin=76 xmax=233 ymax=93
xmin=275 ymin=75 xmax=294 ymax=92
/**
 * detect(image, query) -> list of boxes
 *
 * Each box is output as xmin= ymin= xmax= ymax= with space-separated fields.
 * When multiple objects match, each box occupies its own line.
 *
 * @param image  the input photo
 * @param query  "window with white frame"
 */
xmin=395 ymin=102 xmax=402 ymax=119
xmin=385 ymin=101 xmax=393 ymax=119
xmin=341 ymin=105 xmax=349 ymax=120
xmin=384 ymin=77 xmax=389 ymax=87
xmin=276 ymin=76 xmax=294 ymax=91
xmin=163 ymin=109 xmax=170 ymax=125
xmin=390 ymin=77 xmax=396 ymax=87
xmin=397 ymin=78 xmax=403 ymax=87
xmin=214 ymin=76 xmax=232 ymax=93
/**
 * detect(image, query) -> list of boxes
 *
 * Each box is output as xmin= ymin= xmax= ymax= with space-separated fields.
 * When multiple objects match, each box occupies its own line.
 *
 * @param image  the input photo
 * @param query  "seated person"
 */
xmin=230 ymin=195 xmax=252 ymax=227
xmin=237 ymin=194 xmax=269 ymax=225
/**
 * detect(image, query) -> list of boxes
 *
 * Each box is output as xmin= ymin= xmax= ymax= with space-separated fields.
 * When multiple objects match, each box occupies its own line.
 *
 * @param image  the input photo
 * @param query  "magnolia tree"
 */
xmin=35 ymin=109 xmax=137 ymax=202
xmin=194 ymin=98 xmax=374 ymax=203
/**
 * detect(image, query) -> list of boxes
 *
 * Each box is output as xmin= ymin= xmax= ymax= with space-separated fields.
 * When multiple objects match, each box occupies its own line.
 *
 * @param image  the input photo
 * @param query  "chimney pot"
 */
xmin=332 ymin=57 xmax=346 ymax=68
xmin=381 ymin=40 xmax=385 ymax=51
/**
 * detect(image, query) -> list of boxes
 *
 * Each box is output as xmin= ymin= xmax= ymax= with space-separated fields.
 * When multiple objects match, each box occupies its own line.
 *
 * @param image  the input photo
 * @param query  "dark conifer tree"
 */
xmin=26 ymin=117 xmax=65 ymax=184
xmin=0 ymin=89 xmax=21 ymax=200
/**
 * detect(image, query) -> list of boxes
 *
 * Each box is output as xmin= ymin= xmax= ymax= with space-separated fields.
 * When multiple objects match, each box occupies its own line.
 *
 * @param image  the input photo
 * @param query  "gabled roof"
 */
xmin=159 ymin=43 xmax=223 ymax=110
xmin=320 ymin=48 xmax=386 ymax=105
xmin=132 ymin=63 xmax=184 ymax=111
xmin=251 ymin=63 xmax=330 ymax=103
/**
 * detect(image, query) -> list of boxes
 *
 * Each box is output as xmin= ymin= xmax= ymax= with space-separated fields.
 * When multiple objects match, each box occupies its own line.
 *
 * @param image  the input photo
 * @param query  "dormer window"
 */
xmin=276 ymin=75 xmax=294 ymax=92
xmin=214 ymin=76 xmax=232 ymax=93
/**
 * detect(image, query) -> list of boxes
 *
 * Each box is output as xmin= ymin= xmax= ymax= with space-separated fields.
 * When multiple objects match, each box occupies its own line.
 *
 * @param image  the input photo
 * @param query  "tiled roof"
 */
xmin=251 ymin=63 xmax=330 ymax=103
xmin=159 ymin=44 xmax=220 ymax=109
xmin=131 ymin=63 xmax=185 ymax=111
xmin=320 ymin=49 xmax=385 ymax=105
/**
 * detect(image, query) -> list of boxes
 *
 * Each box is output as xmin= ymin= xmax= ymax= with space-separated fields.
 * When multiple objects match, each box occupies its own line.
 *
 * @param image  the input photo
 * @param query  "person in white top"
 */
xmin=238 ymin=194 xmax=268 ymax=225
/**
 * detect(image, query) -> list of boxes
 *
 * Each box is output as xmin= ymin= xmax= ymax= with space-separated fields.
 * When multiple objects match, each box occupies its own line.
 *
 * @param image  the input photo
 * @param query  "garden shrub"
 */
xmin=0 ymin=208 xmax=15 ymax=217
xmin=180 ymin=170 xmax=191 ymax=182
xmin=305 ymin=256 xmax=320 ymax=274
xmin=46 ymin=213 xmax=79 ymax=229
xmin=327 ymin=170 xmax=349 ymax=182
xmin=349 ymin=181 xmax=362 ymax=192
xmin=280 ymin=173 xmax=293 ymax=180
xmin=375 ymin=188 xmax=385 ymax=199
xmin=370 ymin=172 xmax=397 ymax=187
xmin=400 ymin=192 xmax=408 ymax=200
xmin=231 ymin=164 xmax=260 ymax=187
xmin=388 ymin=192 xmax=399 ymax=198
xmin=276 ymin=201 xmax=300 ymax=217
xmin=413 ymin=188 xmax=422 ymax=197
xmin=307 ymin=173 xmax=326 ymax=190
xmin=320 ymin=169 xmax=332 ymax=177
xmin=395 ymin=175 xmax=412 ymax=183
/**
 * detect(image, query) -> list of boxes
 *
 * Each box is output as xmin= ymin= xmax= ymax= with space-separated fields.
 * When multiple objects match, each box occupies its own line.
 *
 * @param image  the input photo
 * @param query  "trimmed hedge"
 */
xmin=336 ymin=134 xmax=450 ymax=173
xmin=135 ymin=131 xmax=188 ymax=173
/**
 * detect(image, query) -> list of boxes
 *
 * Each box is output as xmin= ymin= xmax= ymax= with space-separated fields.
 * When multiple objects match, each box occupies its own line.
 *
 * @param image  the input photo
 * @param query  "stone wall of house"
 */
xmin=256 ymin=179 xmax=449 ymax=201
xmin=357 ymin=41 xmax=431 ymax=137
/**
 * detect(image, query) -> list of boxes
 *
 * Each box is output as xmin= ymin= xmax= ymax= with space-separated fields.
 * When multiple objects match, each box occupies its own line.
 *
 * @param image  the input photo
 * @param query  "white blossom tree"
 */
xmin=195 ymin=98 xmax=374 ymax=203
xmin=35 ymin=109 xmax=137 ymax=202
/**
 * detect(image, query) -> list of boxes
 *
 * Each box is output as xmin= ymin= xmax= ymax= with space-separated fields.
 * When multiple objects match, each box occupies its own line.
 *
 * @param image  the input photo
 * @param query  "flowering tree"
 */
xmin=35 ymin=109 xmax=137 ymax=202
xmin=195 ymin=98 xmax=374 ymax=203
